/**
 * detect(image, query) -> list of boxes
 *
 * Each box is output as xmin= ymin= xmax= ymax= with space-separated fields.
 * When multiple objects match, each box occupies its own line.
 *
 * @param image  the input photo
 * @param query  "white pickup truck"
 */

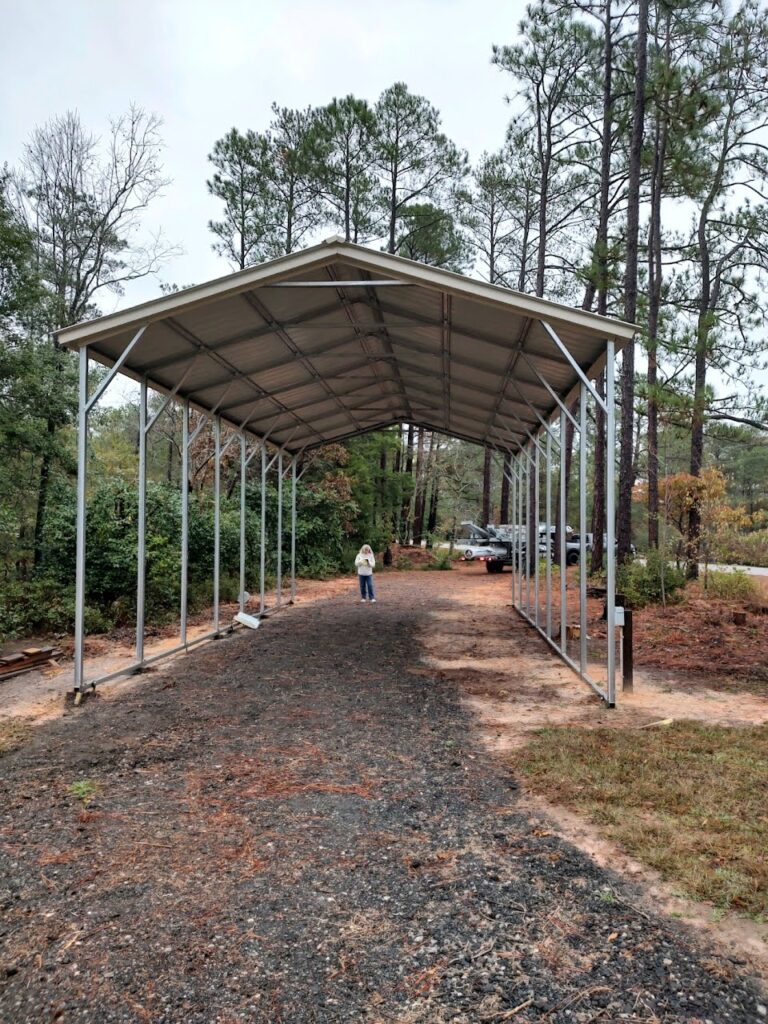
xmin=457 ymin=522 xmax=585 ymax=572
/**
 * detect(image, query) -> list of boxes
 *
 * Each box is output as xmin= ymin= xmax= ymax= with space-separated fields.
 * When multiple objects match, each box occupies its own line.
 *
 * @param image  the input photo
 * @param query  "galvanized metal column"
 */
xmin=514 ymin=452 xmax=520 ymax=602
xmin=559 ymin=408 xmax=567 ymax=651
xmin=239 ymin=431 xmax=247 ymax=614
xmin=534 ymin=439 xmax=540 ymax=627
xmin=545 ymin=428 xmax=553 ymax=639
xmin=136 ymin=379 xmax=148 ymax=665
xmin=260 ymin=443 xmax=267 ymax=615
xmin=525 ymin=443 xmax=531 ymax=615
xmin=579 ymin=384 xmax=588 ymax=673
xmin=276 ymin=451 xmax=283 ymax=607
xmin=517 ymin=452 xmax=524 ymax=609
xmin=213 ymin=416 xmax=221 ymax=634
xmin=290 ymin=455 xmax=297 ymax=604
xmin=181 ymin=399 xmax=189 ymax=646
xmin=73 ymin=346 xmax=89 ymax=692
xmin=606 ymin=340 xmax=617 ymax=705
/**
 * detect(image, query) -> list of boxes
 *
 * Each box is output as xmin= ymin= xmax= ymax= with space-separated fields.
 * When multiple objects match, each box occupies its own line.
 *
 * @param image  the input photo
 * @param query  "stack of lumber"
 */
xmin=0 ymin=646 xmax=62 ymax=680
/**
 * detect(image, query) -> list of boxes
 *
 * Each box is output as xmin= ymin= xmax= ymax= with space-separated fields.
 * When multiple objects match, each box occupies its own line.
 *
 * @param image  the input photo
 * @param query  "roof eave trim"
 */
xmin=54 ymin=238 xmax=638 ymax=350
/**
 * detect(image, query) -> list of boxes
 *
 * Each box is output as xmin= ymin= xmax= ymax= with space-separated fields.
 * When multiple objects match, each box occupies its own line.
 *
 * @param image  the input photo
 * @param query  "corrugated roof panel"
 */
xmin=57 ymin=240 xmax=635 ymax=453
xmin=171 ymin=295 xmax=257 ymax=345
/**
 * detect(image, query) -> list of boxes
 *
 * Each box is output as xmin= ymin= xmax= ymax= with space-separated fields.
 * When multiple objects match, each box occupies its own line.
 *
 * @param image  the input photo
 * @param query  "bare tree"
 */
xmin=21 ymin=106 xmax=175 ymax=326
xmin=18 ymin=106 xmax=175 ymax=566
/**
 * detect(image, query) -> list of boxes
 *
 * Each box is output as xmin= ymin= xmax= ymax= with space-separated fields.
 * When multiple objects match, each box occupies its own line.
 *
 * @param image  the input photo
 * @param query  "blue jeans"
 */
xmin=359 ymin=574 xmax=375 ymax=600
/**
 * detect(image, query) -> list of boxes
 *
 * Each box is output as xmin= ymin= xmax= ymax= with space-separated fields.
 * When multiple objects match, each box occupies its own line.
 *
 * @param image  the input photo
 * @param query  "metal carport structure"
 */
xmin=56 ymin=236 xmax=636 ymax=705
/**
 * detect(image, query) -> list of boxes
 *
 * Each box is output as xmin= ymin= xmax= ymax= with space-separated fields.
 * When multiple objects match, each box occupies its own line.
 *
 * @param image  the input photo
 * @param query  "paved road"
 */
xmin=704 ymin=562 xmax=768 ymax=576
xmin=0 ymin=573 xmax=763 ymax=1022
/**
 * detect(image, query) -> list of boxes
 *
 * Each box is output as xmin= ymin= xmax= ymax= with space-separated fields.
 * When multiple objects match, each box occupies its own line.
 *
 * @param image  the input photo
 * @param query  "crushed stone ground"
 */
xmin=0 ymin=571 xmax=764 ymax=1023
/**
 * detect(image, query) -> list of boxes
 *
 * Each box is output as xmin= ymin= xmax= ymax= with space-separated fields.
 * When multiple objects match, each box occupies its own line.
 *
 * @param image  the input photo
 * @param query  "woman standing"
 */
xmin=354 ymin=544 xmax=376 ymax=602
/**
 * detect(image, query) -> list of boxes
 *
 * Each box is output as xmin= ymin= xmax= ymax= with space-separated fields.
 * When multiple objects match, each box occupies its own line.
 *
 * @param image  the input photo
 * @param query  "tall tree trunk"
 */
xmin=392 ymin=436 xmax=402 ymax=537
xmin=388 ymin=173 xmax=398 ymax=254
xmin=400 ymin=423 xmax=414 ymax=542
xmin=500 ymin=452 xmax=511 ymax=523
xmin=646 ymin=109 xmax=666 ymax=549
xmin=687 ymin=309 xmax=709 ymax=577
xmin=482 ymin=447 xmax=492 ymax=526
xmin=428 ymin=471 xmax=439 ymax=537
xmin=646 ymin=9 xmax=673 ymax=552
xmin=378 ymin=447 xmax=387 ymax=530
xmin=33 ymin=420 xmax=56 ymax=569
xmin=618 ymin=0 xmax=648 ymax=564
xmin=589 ymin=0 xmax=614 ymax=575
xmin=413 ymin=429 xmax=427 ymax=544
xmin=590 ymin=374 xmax=606 ymax=574
xmin=426 ymin=436 xmax=439 ymax=543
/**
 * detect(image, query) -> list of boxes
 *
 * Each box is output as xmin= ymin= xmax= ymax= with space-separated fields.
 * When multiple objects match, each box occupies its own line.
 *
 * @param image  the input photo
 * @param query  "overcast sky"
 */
xmin=1 ymin=0 xmax=528 ymax=312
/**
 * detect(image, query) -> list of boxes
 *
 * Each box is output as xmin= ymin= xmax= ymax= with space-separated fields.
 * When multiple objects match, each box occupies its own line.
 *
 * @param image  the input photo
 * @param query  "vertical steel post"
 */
xmin=525 ymin=444 xmax=531 ymax=615
xmin=181 ymin=399 xmax=189 ymax=646
xmin=534 ymin=439 xmax=540 ymax=627
xmin=260 ymin=444 xmax=267 ymax=614
xmin=606 ymin=339 xmax=617 ymax=705
xmin=559 ymin=408 xmax=567 ymax=652
xmin=276 ymin=451 xmax=284 ymax=607
xmin=579 ymin=384 xmax=588 ymax=673
xmin=213 ymin=416 xmax=221 ymax=634
xmin=511 ymin=456 xmax=517 ymax=606
xmin=546 ymin=428 xmax=553 ymax=639
xmin=520 ymin=454 xmax=528 ymax=610
xmin=290 ymin=455 xmax=297 ymax=604
xmin=74 ymin=346 xmax=89 ymax=692
xmin=239 ymin=432 xmax=246 ymax=614
xmin=136 ymin=379 xmax=148 ymax=665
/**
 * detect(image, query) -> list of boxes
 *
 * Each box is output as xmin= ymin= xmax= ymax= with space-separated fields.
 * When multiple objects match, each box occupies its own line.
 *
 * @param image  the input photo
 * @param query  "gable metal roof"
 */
xmin=56 ymin=236 xmax=636 ymax=455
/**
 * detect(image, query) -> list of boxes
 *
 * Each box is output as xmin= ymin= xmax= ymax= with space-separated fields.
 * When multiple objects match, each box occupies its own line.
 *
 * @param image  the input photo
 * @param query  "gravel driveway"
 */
xmin=0 ymin=573 xmax=763 ymax=1022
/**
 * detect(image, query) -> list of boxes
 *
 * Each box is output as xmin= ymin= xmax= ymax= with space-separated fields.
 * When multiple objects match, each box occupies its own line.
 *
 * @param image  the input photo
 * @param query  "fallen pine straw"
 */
xmin=0 ymin=717 xmax=31 ymax=756
xmin=481 ymin=995 xmax=534 ymax=1019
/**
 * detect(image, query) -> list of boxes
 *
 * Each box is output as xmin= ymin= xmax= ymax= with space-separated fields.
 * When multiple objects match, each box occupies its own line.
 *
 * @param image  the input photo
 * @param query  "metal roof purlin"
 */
xmin=165 ymin=313 xmax=332 ymax=445
xmin=241 ymin=288 xmax=370 ymax=437
xmin=325 ymin=264 xmax=412 ymax=424
xmin=481 ymin=316 xmax=532 ymax=445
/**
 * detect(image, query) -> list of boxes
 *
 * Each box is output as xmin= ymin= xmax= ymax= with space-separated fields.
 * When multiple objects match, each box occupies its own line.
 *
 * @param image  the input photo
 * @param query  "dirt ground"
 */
xmin=0 ymin=578 xmax=353 ymax=724
xmin=1 ymin=565 xmax=767 ymax=1022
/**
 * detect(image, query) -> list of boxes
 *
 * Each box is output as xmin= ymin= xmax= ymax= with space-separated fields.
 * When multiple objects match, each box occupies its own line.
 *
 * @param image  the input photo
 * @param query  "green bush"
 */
xmin=83 ymin=606 xmax=113 ymax=635
xmin=616 ymin=551 xmax=687 ymax=609
xmin=712 ymin=529 xmax=768 ymax=568
xmin=422 ymin=551 xmax=453 ymax=571
xmin=1 ymin=471 xmax=360 ymax=643
xmin=0 ymin=577 xmax=74 ymax=643
xmin=704 ymin=569 xmax=758 ymax=602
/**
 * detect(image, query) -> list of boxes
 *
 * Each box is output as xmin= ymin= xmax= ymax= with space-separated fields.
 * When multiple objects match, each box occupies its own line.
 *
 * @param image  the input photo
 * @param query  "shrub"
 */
xmin=0 ymin=577 xmax=74 ymax=644
xmin=422 ymin=552 xmax=453 ymax=571
xmin=83 ymin=606 xmax=113 ymax=635
xmin=616 ymin=551 xmax=687 ymax=608
xmin=704 ymin=569 xmax=758 ymax=602
xmin=712 ymin=529 xmax=768 ymax=568
xmin=1 ymin=462 xmax=370 ymax=643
